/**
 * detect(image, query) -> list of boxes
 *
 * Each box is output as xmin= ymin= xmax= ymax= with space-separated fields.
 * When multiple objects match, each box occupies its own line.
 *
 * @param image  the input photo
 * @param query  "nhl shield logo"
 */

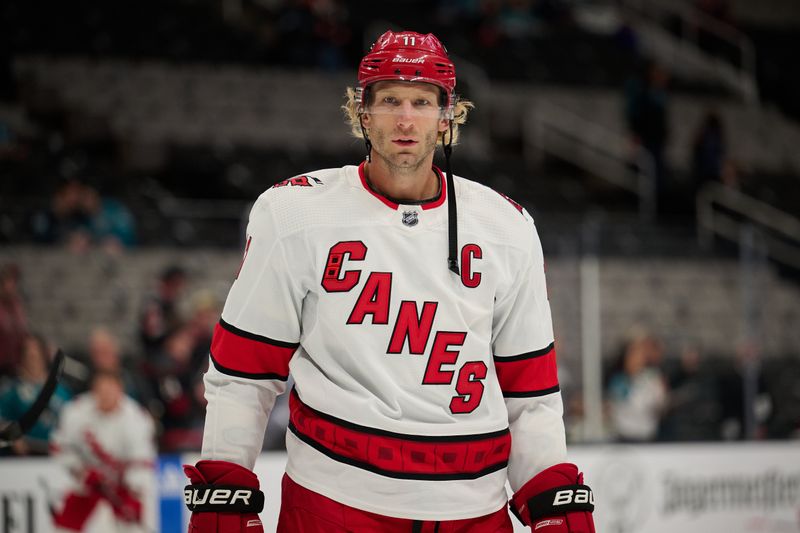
xmin=401 ymin=210 xmax=419 ymax=227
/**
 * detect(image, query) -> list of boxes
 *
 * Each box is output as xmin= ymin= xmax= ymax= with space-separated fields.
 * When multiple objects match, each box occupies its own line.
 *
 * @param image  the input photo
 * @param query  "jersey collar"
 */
xmin=357 ymin=161 xmax=447 ymax=211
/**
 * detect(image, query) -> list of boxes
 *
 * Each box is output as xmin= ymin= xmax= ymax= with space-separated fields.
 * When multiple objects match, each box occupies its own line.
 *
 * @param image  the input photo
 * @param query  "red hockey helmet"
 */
xmin=358 ymin=30 xmax=456 ymax=109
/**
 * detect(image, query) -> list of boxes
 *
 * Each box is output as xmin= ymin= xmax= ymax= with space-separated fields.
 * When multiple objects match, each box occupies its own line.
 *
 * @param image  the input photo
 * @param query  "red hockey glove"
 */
xmin=111 ymin=484 xmax=143 ymax=523
xmin=84 ymin=468 xmax=107 ymax=489
xmin=83 ymin=467 xmax=118 ymax=491
xmin=184 ymin=460 xmax=265 ymax=533
xmin=509 ymin=463 xmax=595 ymax=532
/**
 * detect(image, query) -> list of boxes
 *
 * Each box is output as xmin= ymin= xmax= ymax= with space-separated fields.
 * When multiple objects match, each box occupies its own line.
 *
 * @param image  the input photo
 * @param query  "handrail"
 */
xmin=697 ymin=182 xmax=800 ymax=269
xmin=676 ymin=1 xmax=759 ymax=102
xmin=525 ymin=99 xmax=657 ymax=221
xmin=620 ymin=0 xmax=759 ymax=103
xmin=527 ymin=100 xmax=632 ymax=186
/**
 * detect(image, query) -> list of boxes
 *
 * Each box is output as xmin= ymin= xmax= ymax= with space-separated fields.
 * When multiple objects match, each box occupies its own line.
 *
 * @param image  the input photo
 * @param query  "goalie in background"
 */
xmin=50 ymin=370 xmax=156 ymax=532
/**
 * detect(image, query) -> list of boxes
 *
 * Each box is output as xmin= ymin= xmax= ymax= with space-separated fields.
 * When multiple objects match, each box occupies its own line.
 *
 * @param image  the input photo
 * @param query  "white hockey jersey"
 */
xmin=202 ymin=162 xmax=567 ymax=520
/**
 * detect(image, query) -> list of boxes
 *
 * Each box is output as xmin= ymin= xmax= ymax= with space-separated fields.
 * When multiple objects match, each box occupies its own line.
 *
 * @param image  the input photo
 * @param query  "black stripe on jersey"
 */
xmin=293 ymin=389 xmax=509 ymax=443
xmin=287 ymin=422 xmax=509 ymax=481
xmin=492 ymin=342 xmax=555 ymax=363
xmin=502 ymin=384 xmax=561 ymax=398
xmin=218 ymin=318 xmax=299 ymax=348
xmin=209 ymin=352 xmax=289 ymax=381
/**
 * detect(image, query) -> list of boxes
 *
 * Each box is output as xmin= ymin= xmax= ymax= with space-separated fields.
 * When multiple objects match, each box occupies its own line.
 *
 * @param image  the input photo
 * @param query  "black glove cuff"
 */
xmin=526 ymin=484 xmax=594 ymax=523
xmin=184 ymin=484 xmax=265 ymax=513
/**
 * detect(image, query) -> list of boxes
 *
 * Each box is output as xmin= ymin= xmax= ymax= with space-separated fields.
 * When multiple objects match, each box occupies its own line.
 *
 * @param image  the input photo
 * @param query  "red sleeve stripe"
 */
xmin=218 ymin=318 xmax=299 ymax=348
xmin=209 ymin=319 xmax=298 ymax=380
xmin=493 ymin=343 xmax=560 ymax=397
xmin=289 ymin=389 xmax=511 ymax=480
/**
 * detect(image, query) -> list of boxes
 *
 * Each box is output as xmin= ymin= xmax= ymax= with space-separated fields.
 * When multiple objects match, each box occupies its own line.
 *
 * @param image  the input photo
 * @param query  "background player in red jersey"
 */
xmin=184 ymin=30 xmax=595 ymax=532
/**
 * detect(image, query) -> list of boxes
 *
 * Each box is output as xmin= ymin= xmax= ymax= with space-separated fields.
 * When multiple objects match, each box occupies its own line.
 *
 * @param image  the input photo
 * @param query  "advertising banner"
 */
xmin=2 ymin=442 xmax=799 ymax=532
xmin=570 ymin=443 xmax=800 ymax=533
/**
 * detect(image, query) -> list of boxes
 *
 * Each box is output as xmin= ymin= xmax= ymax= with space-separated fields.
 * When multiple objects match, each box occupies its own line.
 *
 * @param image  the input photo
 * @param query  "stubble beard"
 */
xmin=370 ymin=128 xmax=439 ymax=176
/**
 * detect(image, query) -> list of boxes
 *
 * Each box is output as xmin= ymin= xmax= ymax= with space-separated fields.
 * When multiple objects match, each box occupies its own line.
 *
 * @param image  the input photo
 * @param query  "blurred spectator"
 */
xmin=308 ymin=0 xmax=353 ymax=70
xmin=139 ymin=265 xmax=188 ymax=355
xmin=0 ymin=334 xmax=71 ymax=455
xmin=0 ymin=263 xmax=28 ymax=377
xmin=147 ymin=326 xmax=207 ymax=452
xmin=475 ymin=0 xmax=505 ymax=49
xmin=81 ymin=185 xmax=137 ymax=250
xmin=143 ymin=290 xmax=220 ymax=451
xmin=30 ymin=179 xmax=77 ymax=246
xmin=31 ymin=178 xmax=136 ymax=251
xmin=762 ymin=357 xmax=800 ymax=439
xmin=64 ymin=327 xmax=154 ymax=410
xmin=691 ymin=110 xmax=729 ymax=194
xmin=716 ymin=342 xmax=768 ymax=440
xmin=625 ymin=60 xmax=671 ymax=213
xmin=276 ymin=0 xmax=328 ymax=67
xmin=185 ymin=290 xmax=219 ymax=362
xmin=606 ymin=332 xmax=668 ymax=442
xmin=658 ymin=344 xmax=725 ymax=440
xmin=0 ymin=117 xmax=29 ymax=161
xmin=614 ymin=16 xmax=640 ymax=55
xmin=498 ymin=0 xmax=539 ymax=40
xmin=564 ymin=391 xmax=610 ymax=444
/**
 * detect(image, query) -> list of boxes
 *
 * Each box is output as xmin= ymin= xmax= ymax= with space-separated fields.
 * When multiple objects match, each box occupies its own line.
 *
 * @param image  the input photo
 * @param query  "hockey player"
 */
xmin=51 ymin=370 xmax=155 ymax=532
xmin=184 ymin=30 xmax=595 ymax=532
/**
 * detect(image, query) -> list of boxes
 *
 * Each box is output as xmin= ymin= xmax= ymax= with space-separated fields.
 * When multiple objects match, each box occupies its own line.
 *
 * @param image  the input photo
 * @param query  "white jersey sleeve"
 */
xmin=201 ymin=191 xmax=305 ymax=469
xmin=491 ymin=212 xmax=567 ymax=492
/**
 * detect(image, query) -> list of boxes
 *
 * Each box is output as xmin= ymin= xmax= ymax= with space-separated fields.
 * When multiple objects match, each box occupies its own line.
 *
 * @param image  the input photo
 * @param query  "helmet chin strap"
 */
xmin=359 ymin=119 xmax=372 ymax=163
xmin=444 ymin=120 xmax=459 ymax=275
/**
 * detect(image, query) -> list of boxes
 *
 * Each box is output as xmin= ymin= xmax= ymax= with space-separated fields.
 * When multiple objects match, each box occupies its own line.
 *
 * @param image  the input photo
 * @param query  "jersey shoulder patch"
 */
xmin=458 ymin=177 xmax=530 ymax=221
xmin=492 ymin=189 xmax=526 ymax=218
xmin=259 ymin=168 xmax=337 ymax=210
xmin=268 ymin=174 xmax=324 ymax=190
xmin=253 ymin=167 xmax=345 ymax=238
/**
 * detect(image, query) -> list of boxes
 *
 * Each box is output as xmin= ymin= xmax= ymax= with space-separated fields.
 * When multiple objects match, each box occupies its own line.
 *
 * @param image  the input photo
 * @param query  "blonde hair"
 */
xmin=342 ymin=86 xmax=474 ymax=145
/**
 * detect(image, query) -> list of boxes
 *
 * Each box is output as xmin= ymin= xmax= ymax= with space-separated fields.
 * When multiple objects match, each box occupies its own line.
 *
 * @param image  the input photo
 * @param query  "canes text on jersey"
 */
xmin=322 ymin=240 xmax=486 ymax=414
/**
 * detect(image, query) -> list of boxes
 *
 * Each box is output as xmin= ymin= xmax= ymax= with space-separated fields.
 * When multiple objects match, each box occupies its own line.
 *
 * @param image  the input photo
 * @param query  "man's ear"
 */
xmin=438 ymin=118 xmax=449 ymax=133
xmin=361 ymin=113 xmax=371 ymax=129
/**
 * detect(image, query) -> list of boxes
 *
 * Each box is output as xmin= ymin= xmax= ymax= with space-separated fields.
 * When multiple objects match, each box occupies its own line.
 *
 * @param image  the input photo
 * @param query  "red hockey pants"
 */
xmin=276 ymin=474 xmax=513 ymax=532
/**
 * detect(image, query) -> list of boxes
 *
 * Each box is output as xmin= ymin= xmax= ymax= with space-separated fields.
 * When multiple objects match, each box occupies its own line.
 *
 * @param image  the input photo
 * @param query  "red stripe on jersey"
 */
xmin=288 ymin=389 xmax=510 ymax=480
xmin=494 ymin=343 xmax=560 ymax=397
xmin=209 ymin=319 xmax=298 ymax=380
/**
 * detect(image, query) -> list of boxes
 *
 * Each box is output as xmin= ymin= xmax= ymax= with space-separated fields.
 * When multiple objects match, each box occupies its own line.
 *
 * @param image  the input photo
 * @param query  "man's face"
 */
xmin=93 ymin=375 xmax=123 ymax=413
xmin=361 ymin=81 xmax=449 ymax=172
